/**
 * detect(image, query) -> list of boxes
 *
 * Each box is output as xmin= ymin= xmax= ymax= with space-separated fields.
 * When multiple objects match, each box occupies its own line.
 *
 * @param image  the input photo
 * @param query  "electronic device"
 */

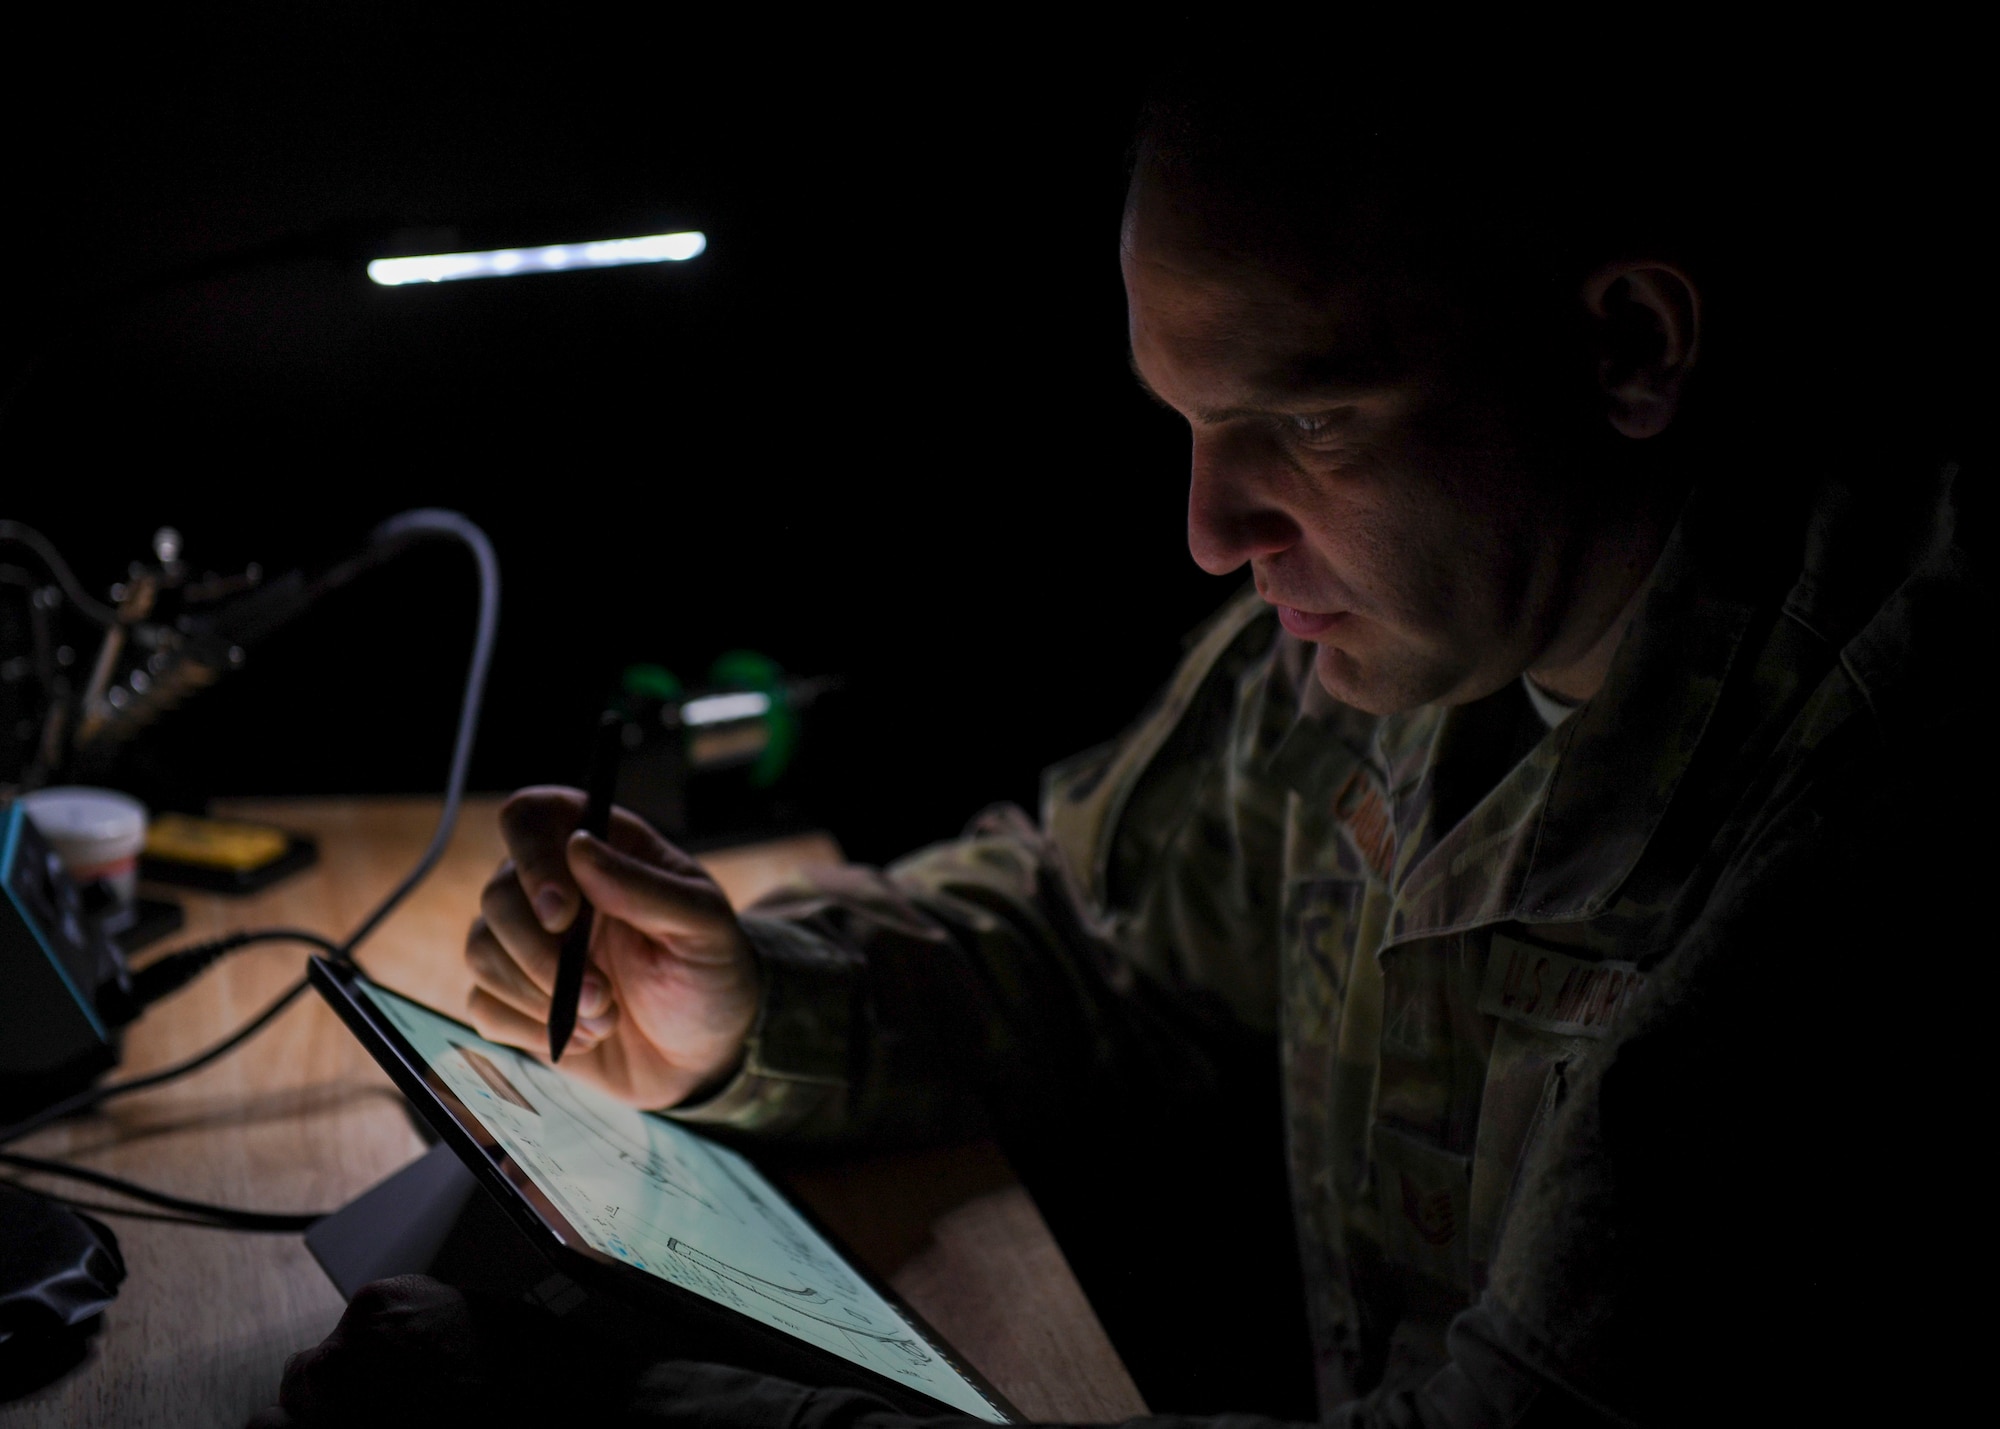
xmin=3 ymin=515 xmax=482 ymax=793
xmin=608 ymin=656 xmax=841 ymax=849
xmin=307 ymin=957 xmax=1014 ymax=1422
xmin=1 ymin=508 xmax=496 ymax=1148
xmin=5 ymin=517 xmax=840 ymax=852
xmin=0 ymin=802 xmax=137 ymax=1125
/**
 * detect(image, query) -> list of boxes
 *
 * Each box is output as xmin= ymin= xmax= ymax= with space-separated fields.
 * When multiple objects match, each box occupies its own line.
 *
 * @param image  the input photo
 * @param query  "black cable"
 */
xmin=2 ymin=511 xmax=496 ymax=1145
xmin=0 ymin=973 xmax=314 ymax=1147
xmin=0 ymin=518 xmax=121 ymax=625
xmin=336 ymin=509 xmax=500 ymax=959
xmin=0 ymin=1152 xmax=320 ymax=1232
xmin=1 ymin=1179 xmax=234 ymax=1229
xmin=122 ymin=926 xmax=340 ymax=1013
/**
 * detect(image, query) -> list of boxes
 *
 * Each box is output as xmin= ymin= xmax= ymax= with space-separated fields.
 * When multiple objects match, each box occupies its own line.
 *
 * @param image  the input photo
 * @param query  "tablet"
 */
xmin=310 ymin=957 xmax=1012 ymax=1422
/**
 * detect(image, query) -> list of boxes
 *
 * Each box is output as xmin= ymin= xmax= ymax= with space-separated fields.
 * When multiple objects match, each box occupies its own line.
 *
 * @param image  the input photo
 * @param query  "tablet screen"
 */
xmin=356 ymin=980 xmax=1007 ymax=1421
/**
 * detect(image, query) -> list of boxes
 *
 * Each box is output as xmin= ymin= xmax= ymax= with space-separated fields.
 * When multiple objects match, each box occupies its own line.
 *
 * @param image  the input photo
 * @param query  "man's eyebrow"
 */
xmin=1129 ymin=348 xmax=1392 ymax=422
xmin=1128 ymin=348 xmax=1392 ymax=420
xmin=1250 ymin=351 xmax=1398 ymax=403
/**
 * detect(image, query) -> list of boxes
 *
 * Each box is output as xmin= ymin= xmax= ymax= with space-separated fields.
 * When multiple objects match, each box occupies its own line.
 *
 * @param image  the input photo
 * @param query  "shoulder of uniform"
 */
xmin=1041 ymin=582 xmax=1281 ymax=897
xmin=1822 ymin=460 xmax=1989 ymax=735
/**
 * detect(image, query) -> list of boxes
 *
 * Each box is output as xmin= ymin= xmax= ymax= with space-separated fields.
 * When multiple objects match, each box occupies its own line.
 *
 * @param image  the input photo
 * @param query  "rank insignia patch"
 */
xmin=1333 ymin=767 xmax=1396 ymax=884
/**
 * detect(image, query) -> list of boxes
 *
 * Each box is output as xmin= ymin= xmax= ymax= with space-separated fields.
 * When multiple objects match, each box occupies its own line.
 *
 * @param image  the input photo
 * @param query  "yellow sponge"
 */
xmin=145 ymin=814 xmax=290 ymax=872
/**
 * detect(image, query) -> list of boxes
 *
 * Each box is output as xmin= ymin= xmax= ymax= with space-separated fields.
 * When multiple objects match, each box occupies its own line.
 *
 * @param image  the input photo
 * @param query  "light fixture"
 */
xmin=681 ymin=691 xmax=771 ymax=727
xmin=367 ymin=231 xmax=707 ymax=286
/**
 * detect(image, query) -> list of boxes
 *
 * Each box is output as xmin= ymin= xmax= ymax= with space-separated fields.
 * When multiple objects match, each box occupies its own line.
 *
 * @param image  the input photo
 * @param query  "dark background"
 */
xmin=1 ymin=17 xmax=1979 ymax=1417
xmin=1 ymin=27 xmax=1302 ymax=1405
xmin=1 ymin=19 xmax=1980 ymax=862
xmin=1 ymin=13 xmax=1222 ymax=864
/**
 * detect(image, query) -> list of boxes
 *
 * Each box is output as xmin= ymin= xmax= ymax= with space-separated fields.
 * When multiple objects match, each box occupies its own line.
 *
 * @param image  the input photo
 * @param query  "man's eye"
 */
xmin=1281 ymin=410 xmax=1357 ymax=447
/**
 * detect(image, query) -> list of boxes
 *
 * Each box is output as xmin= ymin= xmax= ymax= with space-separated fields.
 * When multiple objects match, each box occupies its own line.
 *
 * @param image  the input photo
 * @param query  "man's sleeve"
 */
xmin=669 ymin=586 xmax=1300 ymax=1148
xmin=638 ymin=696 xmax=1980 ymax=1429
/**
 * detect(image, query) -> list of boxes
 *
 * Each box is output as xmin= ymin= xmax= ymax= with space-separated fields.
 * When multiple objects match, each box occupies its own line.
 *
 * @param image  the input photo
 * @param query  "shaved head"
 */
xmin=1121 ymin=54 xmax=1705 ymax=712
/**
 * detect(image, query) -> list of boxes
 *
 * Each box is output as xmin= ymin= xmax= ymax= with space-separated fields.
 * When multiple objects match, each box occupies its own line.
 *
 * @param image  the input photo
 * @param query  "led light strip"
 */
xmin=367 ymin=231 xmax=706 ymax=286
xmin=681 ymin=691 xmax=771 ymax=727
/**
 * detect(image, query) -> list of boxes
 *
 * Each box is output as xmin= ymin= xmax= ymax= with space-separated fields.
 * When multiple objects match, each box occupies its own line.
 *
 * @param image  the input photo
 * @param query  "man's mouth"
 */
xmin=1273 ymin=604 xmax=1347 ymax=639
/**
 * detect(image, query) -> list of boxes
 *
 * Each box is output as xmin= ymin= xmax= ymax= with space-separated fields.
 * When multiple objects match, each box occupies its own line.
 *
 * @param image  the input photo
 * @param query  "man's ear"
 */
xmin=1582 ymin=263 xmax=1700 ymax=439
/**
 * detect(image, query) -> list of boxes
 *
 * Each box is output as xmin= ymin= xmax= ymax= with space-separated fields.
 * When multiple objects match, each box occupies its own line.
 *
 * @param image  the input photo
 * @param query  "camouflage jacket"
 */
xmin=670 ymin=465 xmax=1985 ymax=1426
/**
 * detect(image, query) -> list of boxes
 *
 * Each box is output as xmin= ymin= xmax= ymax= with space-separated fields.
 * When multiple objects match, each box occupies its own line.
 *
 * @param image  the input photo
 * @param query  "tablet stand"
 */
xmin=305 ymin=1143 xmax=991 ymax=1418
xmin=306 ymin=1144 xmax=767 ymax=1369
xmin=306 ymin=1143 xmax=573 ymax=1309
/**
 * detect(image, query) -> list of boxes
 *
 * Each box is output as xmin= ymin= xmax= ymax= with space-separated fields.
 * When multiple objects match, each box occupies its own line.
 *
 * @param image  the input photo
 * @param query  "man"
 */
xmin=257 ymin=56 xmax=1982 ymax=1429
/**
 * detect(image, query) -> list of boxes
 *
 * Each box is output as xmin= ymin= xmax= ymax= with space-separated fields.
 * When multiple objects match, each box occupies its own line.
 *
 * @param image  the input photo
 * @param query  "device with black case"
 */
xmin=0 ymin=802 xmax=136 ymax=1124
xmin=307 ymin=956 xmax=1014 ymax=1422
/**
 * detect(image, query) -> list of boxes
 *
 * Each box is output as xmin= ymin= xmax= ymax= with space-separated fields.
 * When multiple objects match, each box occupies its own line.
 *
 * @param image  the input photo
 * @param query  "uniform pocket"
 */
xmin=1370 ymin=1121 xmax=1473 ymax=1291
xmin=1466 ymin=1029 xmax=1580 ymax=1287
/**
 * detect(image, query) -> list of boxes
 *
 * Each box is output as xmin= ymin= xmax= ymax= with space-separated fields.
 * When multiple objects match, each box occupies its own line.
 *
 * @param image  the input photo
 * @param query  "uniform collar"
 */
xmin=1271 ymin=481 xmax=1777 ymax=944
xmin=1266 ymin=660 xmax=1375 ymax=795
xmin=1397 ymin=484 xmax=1776 ymax=941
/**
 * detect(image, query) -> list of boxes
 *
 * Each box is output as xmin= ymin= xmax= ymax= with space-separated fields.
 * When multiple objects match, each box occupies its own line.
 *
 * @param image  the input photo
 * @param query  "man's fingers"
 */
xmin=466 ymin=986 xmax=552 ymax=1051
xmin=568 ymin=831 xmax=738 ymax=945
xmin=477 ymin=866 xmax=561 ymax=988
xmin=604 ymin=805 xmax=707 ymax=876
xmin=466 ymin=917 xmax=551 ymax=1017
xmin=499 ymin=786 xmax=589 ymax=932
xmin=343 ymin=1275 xmax=474 ymax=1339
xmin=277 ymin=1337 xmax=340 ymax=1422
xmin=276 ymin=1277 xmax=482 ymax=1424
xmin=503 ymin=790 xmax=705 ymax=929
xmin=468 ymin=918 xmax=613 ymax=1024
xmin=466 ymin=986 xmax=607 ymax=1054
xmin=500 ymin=786 xmax=715 ymax=940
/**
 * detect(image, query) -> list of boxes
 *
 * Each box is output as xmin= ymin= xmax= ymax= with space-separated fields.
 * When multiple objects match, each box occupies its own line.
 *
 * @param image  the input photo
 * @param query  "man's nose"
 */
xmin=1187 ymin=429 xmax=1300 ymax=575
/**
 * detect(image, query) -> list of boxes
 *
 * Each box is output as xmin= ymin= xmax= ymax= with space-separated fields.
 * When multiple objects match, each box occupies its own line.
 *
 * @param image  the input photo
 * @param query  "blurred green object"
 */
xmin=620 ymin=664 xmax=683 ymax=703
xmin=707 ymin=651 xmax=796 ymax=788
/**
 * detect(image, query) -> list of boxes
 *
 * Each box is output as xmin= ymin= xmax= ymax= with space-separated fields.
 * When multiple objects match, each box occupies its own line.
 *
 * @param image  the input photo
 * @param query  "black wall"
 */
xmin=3 ymin=19 xmax=1980 ymax=863
xmin=2 ymin=18 xmax=1225 ymax=863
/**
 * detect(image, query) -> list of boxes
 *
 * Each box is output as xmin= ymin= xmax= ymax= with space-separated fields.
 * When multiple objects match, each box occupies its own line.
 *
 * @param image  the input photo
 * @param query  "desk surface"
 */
xmin=4 ymin=797 xmax=1144 ymax=1428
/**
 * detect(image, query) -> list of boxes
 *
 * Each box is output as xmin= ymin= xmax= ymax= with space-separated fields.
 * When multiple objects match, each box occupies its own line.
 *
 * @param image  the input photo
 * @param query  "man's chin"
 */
xmin=1313 ymin=640 xmax=1466 ymax=717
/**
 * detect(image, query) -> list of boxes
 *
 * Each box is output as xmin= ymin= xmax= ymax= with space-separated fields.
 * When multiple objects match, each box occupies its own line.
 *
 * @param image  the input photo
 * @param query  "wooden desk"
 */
xmin=3 ymin=798 xmax=1144 ymax=1428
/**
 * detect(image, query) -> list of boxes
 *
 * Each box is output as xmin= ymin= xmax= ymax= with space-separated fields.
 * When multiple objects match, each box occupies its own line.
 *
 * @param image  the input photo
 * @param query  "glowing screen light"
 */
xmin=367 ymin=231 xmax=706 ymax=286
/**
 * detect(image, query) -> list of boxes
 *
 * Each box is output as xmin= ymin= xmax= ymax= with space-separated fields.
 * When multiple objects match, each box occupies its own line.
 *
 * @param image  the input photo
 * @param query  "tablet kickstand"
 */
xmin=306 ymin=1142 xmax=573 ymax=1310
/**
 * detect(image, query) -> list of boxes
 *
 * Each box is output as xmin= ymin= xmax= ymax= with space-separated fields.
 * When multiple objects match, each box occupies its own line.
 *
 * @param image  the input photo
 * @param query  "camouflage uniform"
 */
xmin=669 ymin=465 xmax=1984 ymax=1426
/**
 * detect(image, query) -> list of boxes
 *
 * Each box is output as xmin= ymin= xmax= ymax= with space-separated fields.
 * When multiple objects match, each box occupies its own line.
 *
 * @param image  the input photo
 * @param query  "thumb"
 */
xmin=567 ymin=832 xmax=738 ymax=945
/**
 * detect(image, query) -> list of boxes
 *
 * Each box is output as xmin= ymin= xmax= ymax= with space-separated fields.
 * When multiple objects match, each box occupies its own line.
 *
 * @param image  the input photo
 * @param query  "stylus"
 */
xmin=550 ymin=709 xmax=624 ymax=1063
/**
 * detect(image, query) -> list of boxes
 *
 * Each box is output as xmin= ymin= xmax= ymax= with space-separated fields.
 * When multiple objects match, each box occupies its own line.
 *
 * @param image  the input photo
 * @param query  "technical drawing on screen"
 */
xmin=357 ymin=979 xmax=1006 ymax=1421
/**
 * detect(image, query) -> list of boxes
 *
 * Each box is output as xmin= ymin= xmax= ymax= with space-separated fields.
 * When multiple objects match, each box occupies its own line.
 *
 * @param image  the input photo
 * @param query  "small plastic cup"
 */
xmin=20 ymin=786 xmax=149 ymax=912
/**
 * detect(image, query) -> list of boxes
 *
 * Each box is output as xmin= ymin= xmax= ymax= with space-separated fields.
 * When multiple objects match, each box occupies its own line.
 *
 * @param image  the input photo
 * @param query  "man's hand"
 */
xmin=245 ymin=1277 xmax=489 ymax=1429
xmin=463 ymin=786 xmax=759 ymax=1109
xmin=247 ymin=1277 xmax=899 ymax=1429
